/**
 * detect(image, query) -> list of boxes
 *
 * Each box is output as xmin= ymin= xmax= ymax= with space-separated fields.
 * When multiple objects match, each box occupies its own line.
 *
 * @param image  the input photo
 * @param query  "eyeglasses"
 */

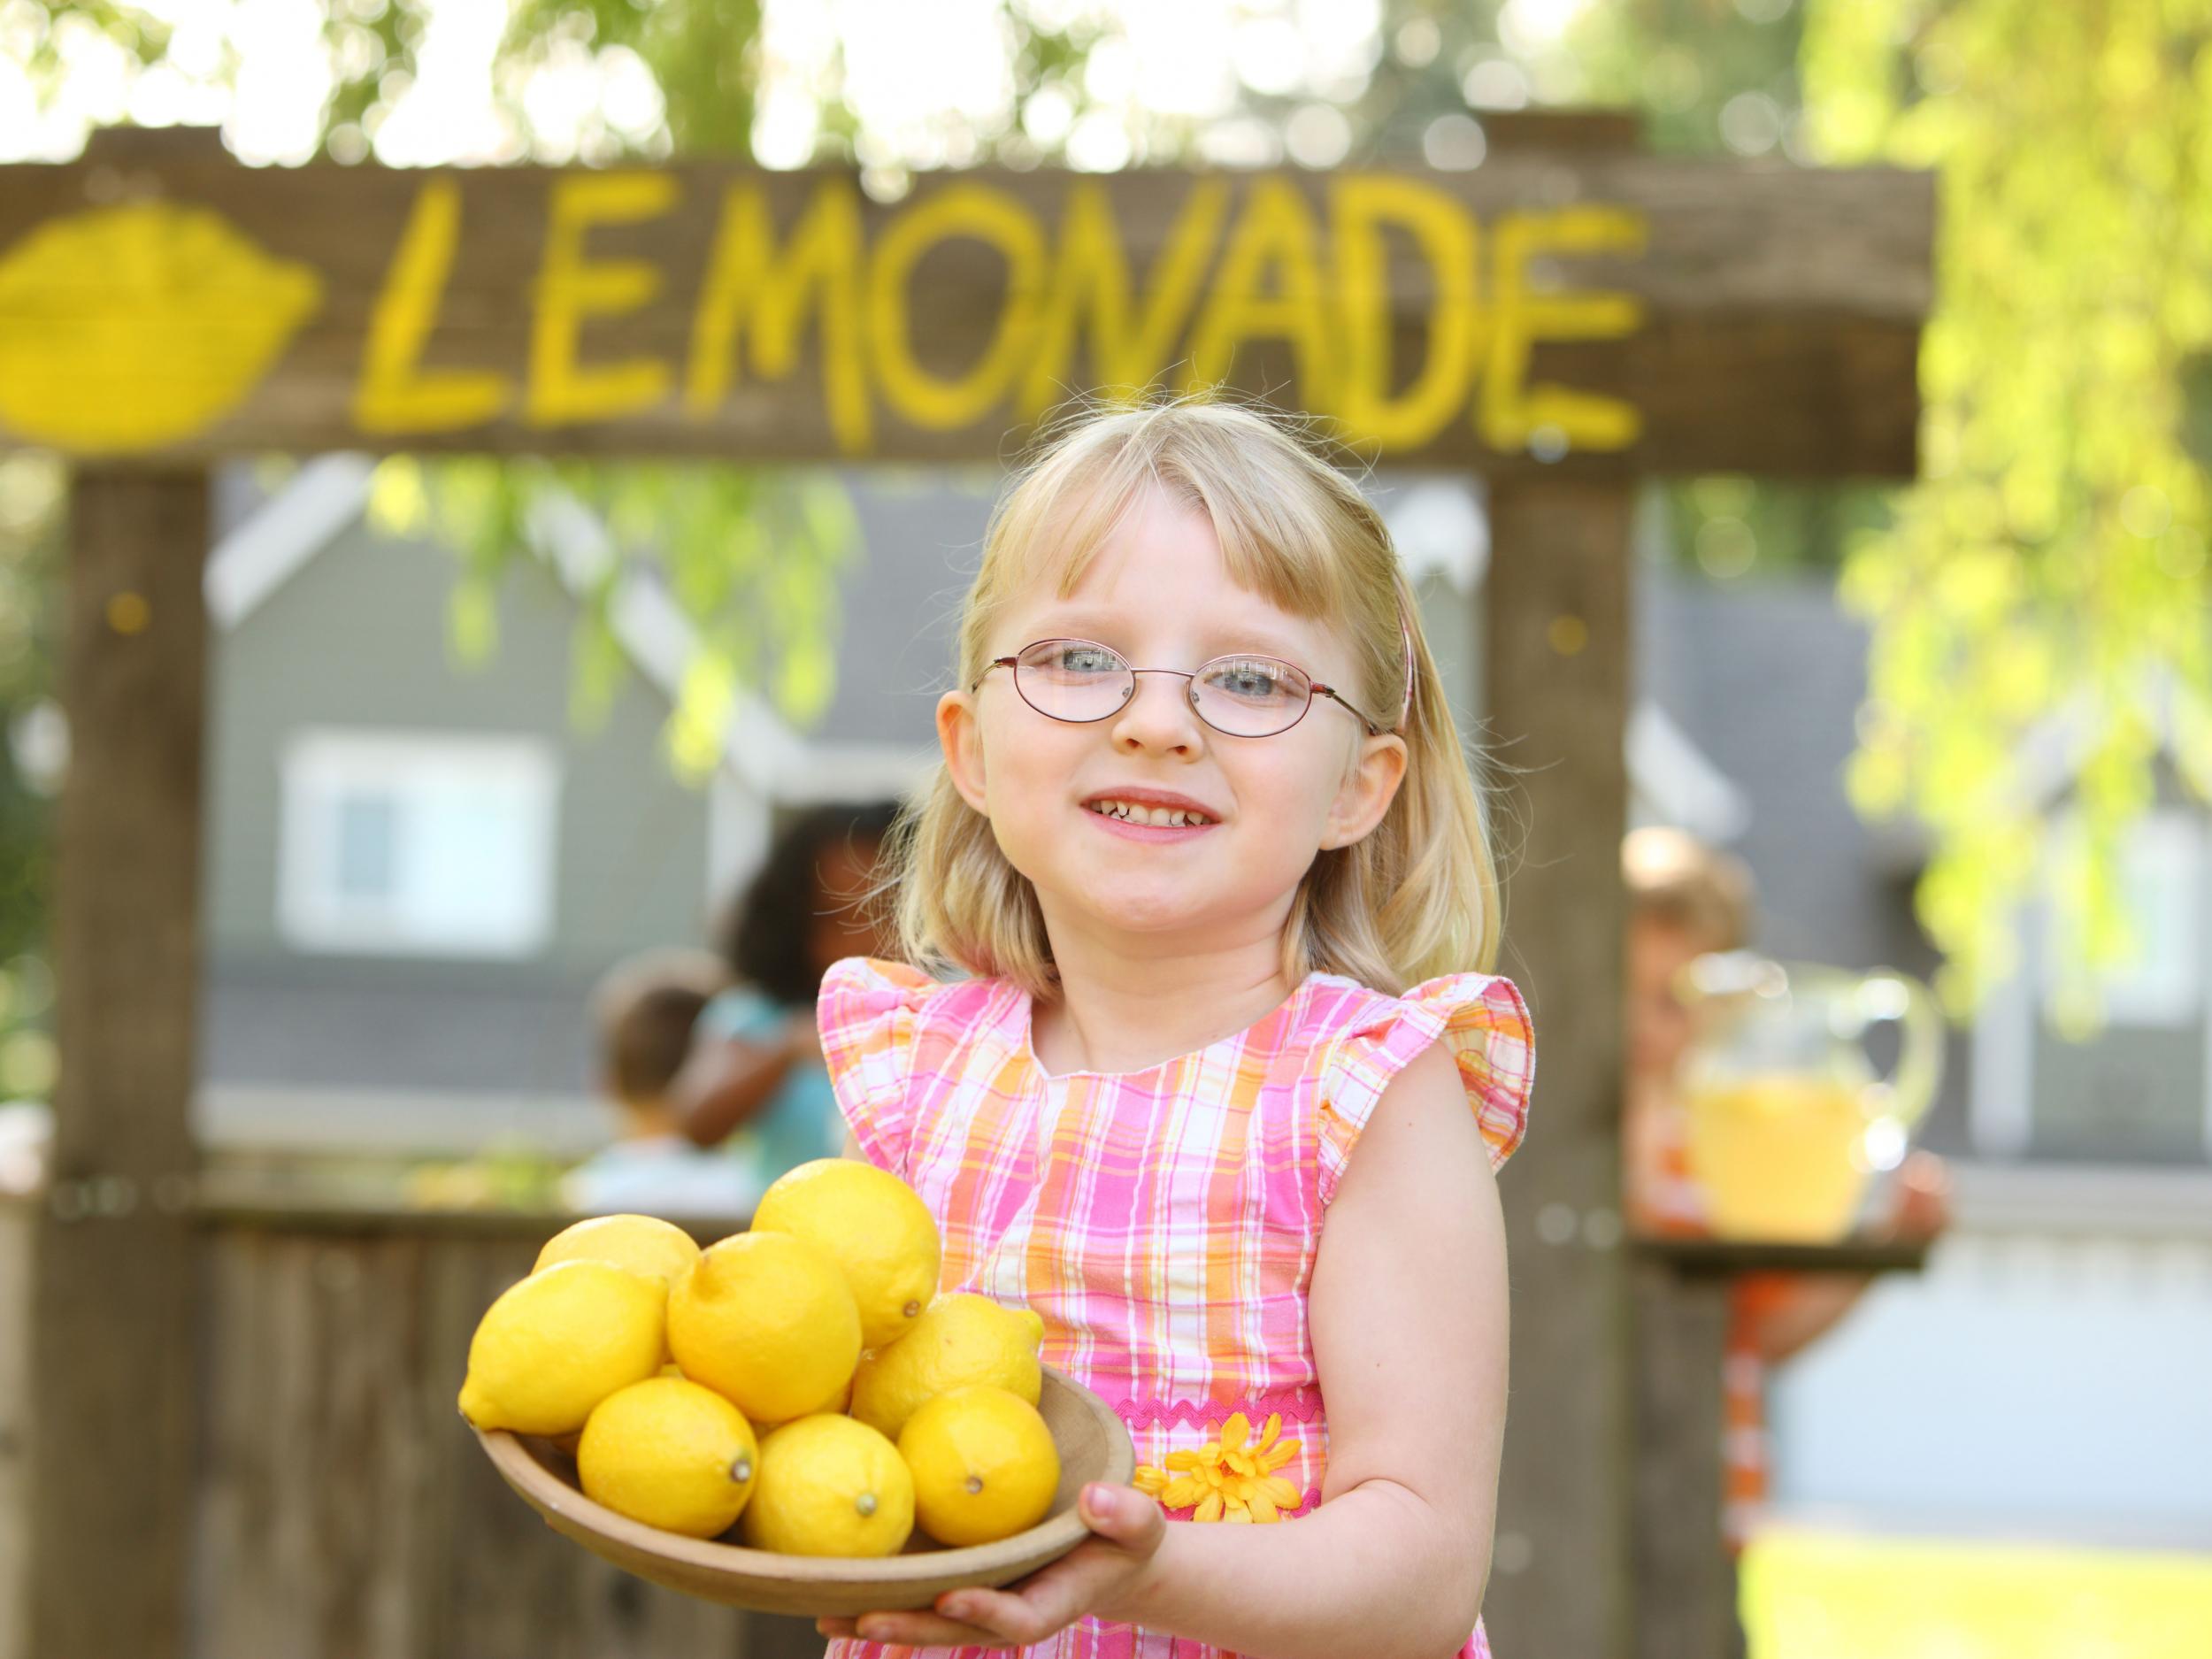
xmin=971 ymin=637 xmax=1393 ymax=739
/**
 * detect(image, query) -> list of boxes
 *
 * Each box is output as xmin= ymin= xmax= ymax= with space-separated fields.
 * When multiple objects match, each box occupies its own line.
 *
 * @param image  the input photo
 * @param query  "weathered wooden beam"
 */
xmin=1479 ymin=477 xmax=1637 ymax=1659
xmin=0 ymin=150 xmax=1930 ymax=474
xmin=1628 ymin=1258 xmax=1737 ymax=1659
xmin=27 ymin=468 xmax=208 ymax=1659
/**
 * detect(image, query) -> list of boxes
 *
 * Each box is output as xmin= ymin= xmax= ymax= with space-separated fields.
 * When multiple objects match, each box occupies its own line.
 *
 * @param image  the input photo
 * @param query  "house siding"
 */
xmin=200 ymin=517 xmax=724 ymax=1102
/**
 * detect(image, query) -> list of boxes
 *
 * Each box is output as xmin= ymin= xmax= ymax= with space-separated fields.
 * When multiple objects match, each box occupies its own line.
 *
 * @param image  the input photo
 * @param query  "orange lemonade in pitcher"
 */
xmin=1683 ymin=1072 xmax=1875 ymax=1241
xmin=1674 ymin=955 xmax=1941 ymax=1241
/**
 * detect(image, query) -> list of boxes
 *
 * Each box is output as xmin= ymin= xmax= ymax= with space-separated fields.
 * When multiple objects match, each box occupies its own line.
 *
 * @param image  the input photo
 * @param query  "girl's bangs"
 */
xmin=990 ymin=414 xmax=1364 ymax=630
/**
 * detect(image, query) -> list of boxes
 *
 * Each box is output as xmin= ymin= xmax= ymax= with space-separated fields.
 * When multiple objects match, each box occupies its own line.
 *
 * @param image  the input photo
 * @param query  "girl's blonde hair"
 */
xmin=889 ymin=400 xmax=1502 ymax=999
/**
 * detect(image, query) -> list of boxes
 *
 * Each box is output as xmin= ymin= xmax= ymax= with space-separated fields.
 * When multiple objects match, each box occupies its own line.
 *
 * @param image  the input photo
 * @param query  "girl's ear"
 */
xmin=1320 ymin=733 xmax=1409 ymax=850
xmin=938 ymin=689 xmax=990 ymax=814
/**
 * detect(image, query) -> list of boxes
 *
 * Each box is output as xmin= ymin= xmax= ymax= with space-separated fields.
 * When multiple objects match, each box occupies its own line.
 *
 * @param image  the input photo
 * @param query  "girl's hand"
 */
xmin=813 ymin=1482 xmax=1165 ymax=1648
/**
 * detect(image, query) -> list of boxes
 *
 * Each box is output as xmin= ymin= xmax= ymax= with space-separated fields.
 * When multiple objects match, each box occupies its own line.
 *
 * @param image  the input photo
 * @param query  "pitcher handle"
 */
xmin=1854 ymin=970 xmax=1943 ymax=1126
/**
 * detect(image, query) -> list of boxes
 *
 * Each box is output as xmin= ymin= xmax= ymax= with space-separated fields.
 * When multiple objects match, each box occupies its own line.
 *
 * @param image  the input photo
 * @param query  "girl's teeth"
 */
xmin=1089 ymin=800 xmax=1209 ymax=827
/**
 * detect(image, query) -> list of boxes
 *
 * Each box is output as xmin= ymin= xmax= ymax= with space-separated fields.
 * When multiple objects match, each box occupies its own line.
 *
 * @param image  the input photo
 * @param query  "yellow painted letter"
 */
xmin=871 ymin=183 xmax=1048 ymax=430
xmin=355 ymin=179 xmax=509 ymax=434
xmin=1018 ymin=180 xmax=1227 ymax=417
xmin=526 ymin=172 xmax=680 ymax=427
xmin=1482 ymin=206 xmax=1646 ymax=454
xmin=686 ymin=179 xmax=870 ymax=453
xmin=1185 ymin=178 xmax=1335 ymax=407
xmin=1331 ymin=174 xmax=1479 ymax=453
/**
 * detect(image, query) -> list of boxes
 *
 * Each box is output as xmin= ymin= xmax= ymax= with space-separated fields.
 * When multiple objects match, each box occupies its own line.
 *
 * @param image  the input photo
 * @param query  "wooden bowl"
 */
xmin=473 ymin=1365 xmax=1134 ymax=1616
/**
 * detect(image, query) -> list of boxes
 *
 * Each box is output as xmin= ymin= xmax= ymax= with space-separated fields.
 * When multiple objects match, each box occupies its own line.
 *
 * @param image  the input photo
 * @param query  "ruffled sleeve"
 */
xmin=1315 ymin=973 xmax=1535 ymax=1205
xmin=817 ymin=956 xmax=942 ymax=1177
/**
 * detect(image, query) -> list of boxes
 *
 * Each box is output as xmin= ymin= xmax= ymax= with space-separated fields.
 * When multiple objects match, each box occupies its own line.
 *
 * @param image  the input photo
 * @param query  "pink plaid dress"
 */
xmin=818 ymin=956 xmax=1536 ymax=1659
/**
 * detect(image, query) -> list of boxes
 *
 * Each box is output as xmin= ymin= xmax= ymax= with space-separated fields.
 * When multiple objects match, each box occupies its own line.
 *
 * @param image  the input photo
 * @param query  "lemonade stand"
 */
xmin=0 ymin=117 xmax=1932 ymax=1659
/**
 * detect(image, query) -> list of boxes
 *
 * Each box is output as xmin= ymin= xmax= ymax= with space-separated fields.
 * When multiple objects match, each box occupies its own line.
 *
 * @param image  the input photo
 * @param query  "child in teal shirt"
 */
xmin=673 ymin=801 xmax=900 ymax=1194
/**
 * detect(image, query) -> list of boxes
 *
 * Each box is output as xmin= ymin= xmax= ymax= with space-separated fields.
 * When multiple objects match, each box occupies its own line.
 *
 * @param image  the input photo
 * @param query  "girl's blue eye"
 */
xmin=1058 ymin=645 xmax=1121 ymax=673
xmin=1203 ymin=659 xmax=1293 ymax=701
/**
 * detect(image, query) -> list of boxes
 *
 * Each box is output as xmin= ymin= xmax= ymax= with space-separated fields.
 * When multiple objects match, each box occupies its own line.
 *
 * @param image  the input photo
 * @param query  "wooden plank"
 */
xmin=0 ymin=1198 xmax=30 ymax=1659
xmin=1634 ymin=1233 xmax=1932 ymax=1277
xmin=27 ymin=469 xmax=208 ymax=1659
xmin=1479 ymin=478 xmax=1637 ymax=1659
xmin=1628 ymin=1259 xmax=1736 ymax=1659
xmin=0 ymin=150 xmax=1929 ymax=474
xmin=193 ymin=1222 xmax=814 ymax=1659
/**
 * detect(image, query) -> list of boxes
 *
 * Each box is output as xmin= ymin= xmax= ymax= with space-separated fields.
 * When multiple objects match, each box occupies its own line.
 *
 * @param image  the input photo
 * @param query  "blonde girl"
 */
xmin=816 ymin=401 xmax=1535 ymax=1659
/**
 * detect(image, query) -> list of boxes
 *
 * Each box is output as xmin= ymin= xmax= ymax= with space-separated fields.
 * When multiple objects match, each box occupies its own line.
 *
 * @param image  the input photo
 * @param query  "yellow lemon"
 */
xmin=741 ymin=1415 xmax=913 ymax=1557
xmin=0 ymin=202 xmax=320 ymax=453
xmin=899 ymin=1385 xmax=1060 ymax=1548
xmin=849 ymin=1293 xmax=1045 ymax=1441
xmin=577 ymin=1377 xmax=758 ymax=1540
xmin=667 ymin=1232 xmax=861 ymax=1425
xmin=457 ymin=1260 xmax=664 ymax=1436
xmin=750 ymin=1159 xmax=941 ymax=1349
xmin=535 ymin=1214 xmax=701 ymax=1289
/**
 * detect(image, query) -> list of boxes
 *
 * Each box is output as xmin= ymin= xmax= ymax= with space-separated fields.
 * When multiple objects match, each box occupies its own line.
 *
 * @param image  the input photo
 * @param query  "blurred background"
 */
xmin=1 ymin=1 xmax=2209 ymax=1655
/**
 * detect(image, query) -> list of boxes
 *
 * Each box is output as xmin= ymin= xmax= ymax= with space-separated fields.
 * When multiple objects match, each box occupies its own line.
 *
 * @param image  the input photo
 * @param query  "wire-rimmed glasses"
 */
xmin=970 ymin=638 xmax=1392 ymax=739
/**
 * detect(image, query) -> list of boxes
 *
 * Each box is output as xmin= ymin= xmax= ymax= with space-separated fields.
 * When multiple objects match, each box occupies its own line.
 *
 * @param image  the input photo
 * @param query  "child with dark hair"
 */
xmin=563 ymin=948 xmax=757 ymax=1216
xmin=672 ymin=800 xmax=901 ymax=1194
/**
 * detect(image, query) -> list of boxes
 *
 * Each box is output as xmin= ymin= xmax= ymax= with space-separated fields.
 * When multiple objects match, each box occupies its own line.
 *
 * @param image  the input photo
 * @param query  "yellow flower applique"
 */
xmin=1133 ymin=1411 xmax=1302 ymax=1524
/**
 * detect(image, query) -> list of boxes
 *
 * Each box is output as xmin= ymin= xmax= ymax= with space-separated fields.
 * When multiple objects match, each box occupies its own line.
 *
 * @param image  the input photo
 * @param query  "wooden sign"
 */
xmin=0 ymin=147 xmax=1929 ymax=474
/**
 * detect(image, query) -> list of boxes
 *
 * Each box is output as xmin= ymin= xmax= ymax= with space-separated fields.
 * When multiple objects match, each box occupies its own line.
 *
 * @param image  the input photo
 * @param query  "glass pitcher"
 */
xmin=1672 ymin=954 xmax=1943 ymax=1242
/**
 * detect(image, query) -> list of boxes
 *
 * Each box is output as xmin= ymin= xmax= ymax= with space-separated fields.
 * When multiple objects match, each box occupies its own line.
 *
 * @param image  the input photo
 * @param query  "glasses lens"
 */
xmin=1013 ymin=639 xmax=1133 ymax=722
xmin=1191 ymin=656 xmax=1310 ymax=737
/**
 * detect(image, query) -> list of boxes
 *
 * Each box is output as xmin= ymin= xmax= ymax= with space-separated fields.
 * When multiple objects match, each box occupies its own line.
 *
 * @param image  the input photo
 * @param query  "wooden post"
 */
xmin=1480 ymin=476 xmax=1637 ymax=1659
xmin=26 ymin=468 xmax=208 ymax=1659
xmin=1628 ymin=1256 xmax=1735 ymax=1659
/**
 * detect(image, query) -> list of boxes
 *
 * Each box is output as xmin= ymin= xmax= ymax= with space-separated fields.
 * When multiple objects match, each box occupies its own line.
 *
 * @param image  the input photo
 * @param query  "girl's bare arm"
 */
xmin=825 ymin=1042 xmax=1510 ymax=1659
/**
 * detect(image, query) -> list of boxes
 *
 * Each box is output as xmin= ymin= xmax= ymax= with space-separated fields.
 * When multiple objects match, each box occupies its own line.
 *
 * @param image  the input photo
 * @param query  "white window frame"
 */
xmin=1970 ymin=807 xmax=2212 ymax=1158
xmin=278 ymin=728 xmax=561 ymax=959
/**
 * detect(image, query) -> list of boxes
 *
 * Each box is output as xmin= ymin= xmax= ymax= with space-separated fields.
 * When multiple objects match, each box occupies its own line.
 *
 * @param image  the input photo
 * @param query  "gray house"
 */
xmin=195 ymin=458 xmax=963 ymax=1161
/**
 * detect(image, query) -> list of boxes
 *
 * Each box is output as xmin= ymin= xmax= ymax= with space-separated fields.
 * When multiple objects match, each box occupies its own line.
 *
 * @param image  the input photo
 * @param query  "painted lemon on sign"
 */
xmin=0 ymin=201 xmax=320 ymax=453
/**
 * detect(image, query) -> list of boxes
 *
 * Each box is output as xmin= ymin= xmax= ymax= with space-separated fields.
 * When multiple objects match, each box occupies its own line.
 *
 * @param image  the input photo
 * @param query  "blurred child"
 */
xmin=672 ymin=801 xmax=901 ymax=1194
xmin=563 ymin=947 xmax=757 ymax=1217
xmin=1622 ymin=825 xmax=1950 ymax=1550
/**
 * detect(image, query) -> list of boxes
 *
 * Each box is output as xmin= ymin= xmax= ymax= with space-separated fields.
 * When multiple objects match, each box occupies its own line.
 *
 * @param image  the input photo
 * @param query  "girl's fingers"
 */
xmin=851 ymin=1610 xmax=1003 ymax=1645
xmin=1081 ymin=1482 xmax=1166 ymax=1555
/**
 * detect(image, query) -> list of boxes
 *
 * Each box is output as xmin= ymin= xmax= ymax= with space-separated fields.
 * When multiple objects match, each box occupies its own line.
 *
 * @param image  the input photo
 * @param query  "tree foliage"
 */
xmin=1801 ymin=0 xmax=2212 ymax=1013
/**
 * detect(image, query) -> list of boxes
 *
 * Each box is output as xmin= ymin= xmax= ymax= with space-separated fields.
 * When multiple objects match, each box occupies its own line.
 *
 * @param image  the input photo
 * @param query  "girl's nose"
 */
xmin=1109 ymin=671 xmax=1203 ymax=755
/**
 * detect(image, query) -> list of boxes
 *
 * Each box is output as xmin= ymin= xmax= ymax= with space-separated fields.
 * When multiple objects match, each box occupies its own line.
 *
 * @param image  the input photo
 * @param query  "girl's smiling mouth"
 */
xmin=1079 ymin=787 xmax=1221 ymax=839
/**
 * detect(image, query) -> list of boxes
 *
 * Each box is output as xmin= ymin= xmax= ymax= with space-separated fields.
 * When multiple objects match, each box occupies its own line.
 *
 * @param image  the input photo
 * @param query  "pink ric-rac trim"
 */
xmin=1110 ymin=1386 xmax=1323 ymax=1432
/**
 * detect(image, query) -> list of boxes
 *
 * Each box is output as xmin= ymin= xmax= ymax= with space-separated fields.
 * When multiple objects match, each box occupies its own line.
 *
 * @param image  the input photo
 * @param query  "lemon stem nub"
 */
xmin=856 ymin=1492 xmax=878 ymax=1517
xmin=732 ymin=1457 xmax=753 ymax=1483
xmin=965 ymin=1475 xmax=984 ymax=1494
xmin=903 ymin=1300 xmax=921 ymax=1317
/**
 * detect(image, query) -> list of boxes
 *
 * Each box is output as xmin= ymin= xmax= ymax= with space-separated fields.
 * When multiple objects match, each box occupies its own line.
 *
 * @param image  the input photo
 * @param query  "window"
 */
xmin=1972 ymin=808 xmax=2212 ymax=1161
xmin=2040 ymin=810 xmax=2204 ymax=1028
xmin=278 ymin=730 xmax=560 ymax=957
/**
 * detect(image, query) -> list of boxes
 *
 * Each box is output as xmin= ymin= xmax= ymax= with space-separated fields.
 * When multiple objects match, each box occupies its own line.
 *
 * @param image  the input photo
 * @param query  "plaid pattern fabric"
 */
xmin=818 ymin=956 xmax=1535 ymax=1659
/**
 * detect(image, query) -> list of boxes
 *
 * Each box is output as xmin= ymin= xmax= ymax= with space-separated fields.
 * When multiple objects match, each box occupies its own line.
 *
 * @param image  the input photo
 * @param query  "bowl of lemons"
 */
xmin=461 ymin=1165 xmax=1134 ymax=1616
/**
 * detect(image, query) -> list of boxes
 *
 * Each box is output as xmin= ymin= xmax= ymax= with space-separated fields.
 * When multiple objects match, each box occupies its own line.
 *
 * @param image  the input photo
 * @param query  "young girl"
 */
xmin=814 ymin=403 xmax=1535 ymax=1659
